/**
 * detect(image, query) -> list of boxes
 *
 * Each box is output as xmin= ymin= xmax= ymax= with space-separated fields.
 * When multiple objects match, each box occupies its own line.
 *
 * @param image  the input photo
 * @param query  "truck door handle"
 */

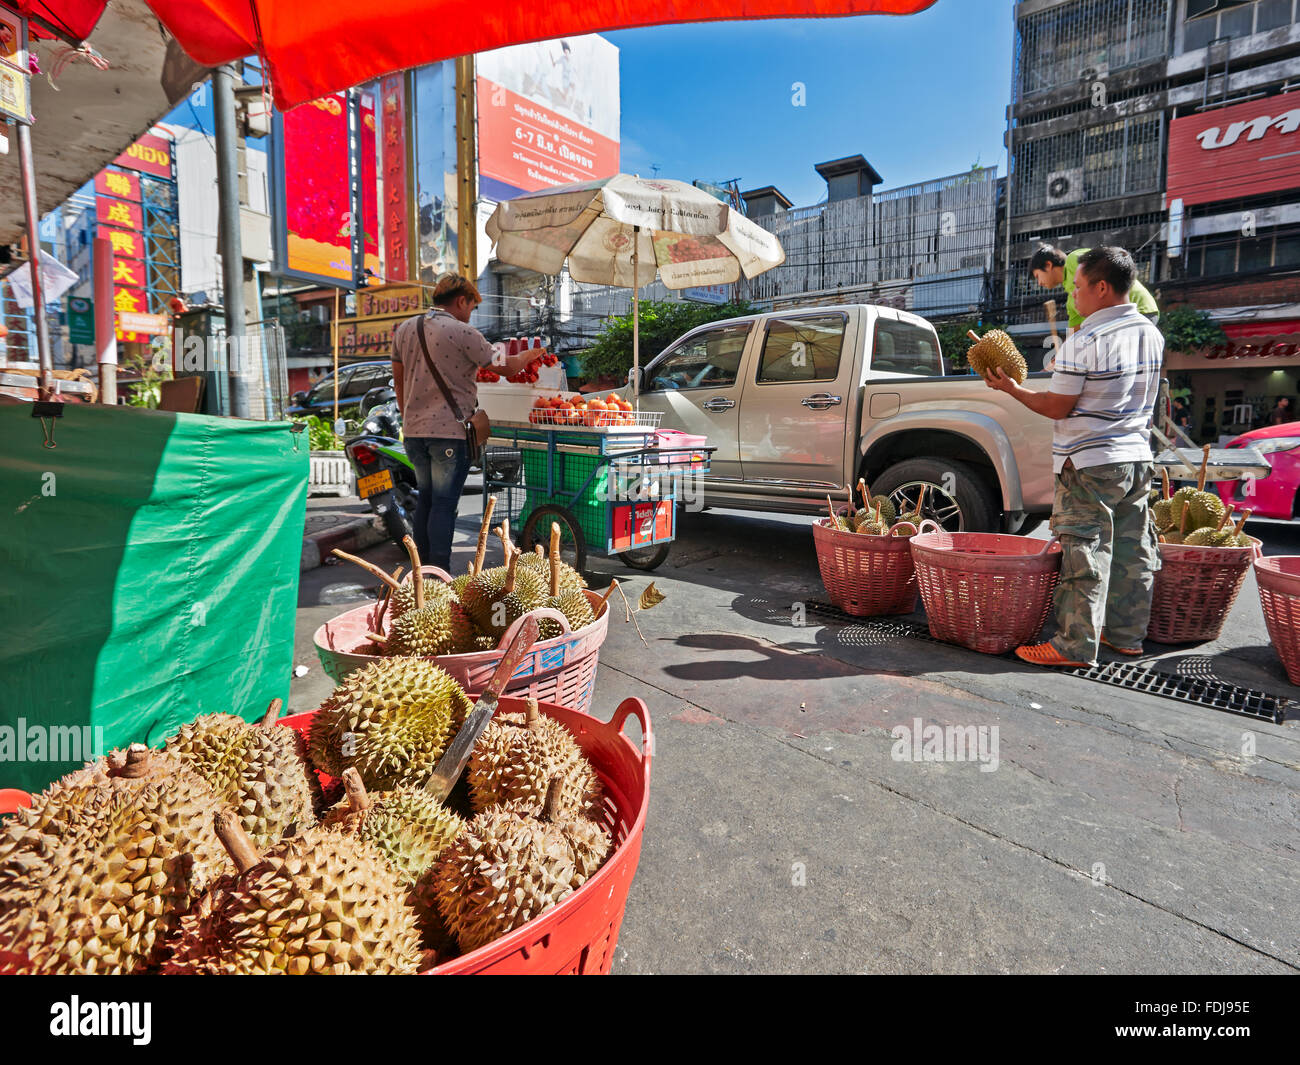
xmin=703 ymin=398 xmax=735 ymax=412
xmin=801 ymin=393 xmax=842 ymax=410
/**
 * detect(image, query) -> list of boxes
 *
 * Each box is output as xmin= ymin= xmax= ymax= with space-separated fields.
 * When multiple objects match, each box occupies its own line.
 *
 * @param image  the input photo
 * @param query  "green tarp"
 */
xmin=0 ymin=402 xmax=308 ymax=793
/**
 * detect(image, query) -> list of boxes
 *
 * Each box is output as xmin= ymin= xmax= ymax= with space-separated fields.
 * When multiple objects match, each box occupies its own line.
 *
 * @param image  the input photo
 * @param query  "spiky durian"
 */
xmin=825 ymin=495 xmax=853 ymax=533
xmin=1152 ymin=498 xmax=1174 ymax=532
xmin=472 ymin=634 xmax=498 ymax=651
xmin=386 ymin=598 xmax=478 ymax=657
xmin=967 ymin=329 xmax=1028 ymax=385
xmin=459 ymin=552 xmax=548 ymax=640
xmin=466 ymin=700 xmax=604 ymax=820
xmin=433 ymin=779 xmax=611 ymax=953
xmin=166 ymin=814 xmax=421 ymax=974
xmin=1186 ymin=490 xmax=1227 ymax=531
xmin=536 ymin=523 xmax=597 ymax=639
xmin=0 ymin=745 xmax=227 ymax=974
xmin=322 ymin=770 xmax=463 ymax=938
xmin=308 ymin=658 xmax=473 ymax=791
xmin=163 ymin=701 xmax=319 ymax=852
xmin=389 ymin=578 xmax=456 ymax=622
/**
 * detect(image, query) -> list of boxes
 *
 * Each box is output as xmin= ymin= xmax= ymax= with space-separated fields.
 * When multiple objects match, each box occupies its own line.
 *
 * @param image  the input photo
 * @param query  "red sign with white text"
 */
xmin=97 ymin=198 xmax=143 ymax=231
xmin=476 ymin=76 xmax=619 ymax=193
xmin=113 ymin=132 xmax=173 ymax=179
xmin=1167 ymin=93 xmax=1300 ymax=206
xmin=94 ymin=170 xmax=141 ymax=203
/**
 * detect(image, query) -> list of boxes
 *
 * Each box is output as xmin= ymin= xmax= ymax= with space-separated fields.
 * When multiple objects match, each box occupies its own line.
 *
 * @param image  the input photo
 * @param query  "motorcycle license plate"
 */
xmin=357 ymin=469 xmax=394 ymax=498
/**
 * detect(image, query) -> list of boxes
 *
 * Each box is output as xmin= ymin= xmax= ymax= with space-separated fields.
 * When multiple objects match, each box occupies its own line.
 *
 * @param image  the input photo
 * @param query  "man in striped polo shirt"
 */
xmin=985 ymin=247 xmax=1164 ymax=667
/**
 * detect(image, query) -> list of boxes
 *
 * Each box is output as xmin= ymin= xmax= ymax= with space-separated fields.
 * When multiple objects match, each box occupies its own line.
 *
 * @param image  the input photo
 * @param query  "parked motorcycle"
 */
xmin=346 ymin=398 xmax=418 ymax=549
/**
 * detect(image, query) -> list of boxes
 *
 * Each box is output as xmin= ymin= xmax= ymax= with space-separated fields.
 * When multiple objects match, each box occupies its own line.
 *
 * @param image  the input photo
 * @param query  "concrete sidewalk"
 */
xmin=300 ymin=495 xmax=385 ymax=571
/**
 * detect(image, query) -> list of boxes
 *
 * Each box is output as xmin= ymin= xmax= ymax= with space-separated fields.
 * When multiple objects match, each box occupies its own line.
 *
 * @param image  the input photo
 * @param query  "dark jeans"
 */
xmin=405 ymin=436 xmax=471 ymax=571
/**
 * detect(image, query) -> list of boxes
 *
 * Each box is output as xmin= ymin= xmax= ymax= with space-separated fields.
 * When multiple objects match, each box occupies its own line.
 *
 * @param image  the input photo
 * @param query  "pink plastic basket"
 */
xmin=910 ymin=527 xmax=1062 ymax=654
xmin=811 ymin=515 xmax=919 ymax=616
xmin=316 ymin=564 xmax=607 ymax=709
xmin=1148 ymin=538 xmax=1263 ymax=644
xmin=279 ymin=694 xmax=652 ymax=975
xmin=1254 ymin=555 xmax=1300 ymax=684
xmin=314 ymin=587 xmax=609 ymax=714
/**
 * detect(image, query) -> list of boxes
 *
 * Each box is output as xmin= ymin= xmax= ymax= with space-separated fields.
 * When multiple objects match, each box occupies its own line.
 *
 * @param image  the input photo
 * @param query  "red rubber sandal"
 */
xmin=1014 ymin=642 xmax=1092 ymax=669
xmin=1100 ymin=633 xmax=1144 ymax=657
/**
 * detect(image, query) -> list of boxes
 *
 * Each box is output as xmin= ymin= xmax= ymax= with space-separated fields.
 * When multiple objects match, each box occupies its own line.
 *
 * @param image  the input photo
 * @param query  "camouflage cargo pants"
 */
xmin=1049 ymin=460 xmax=1159 ymax=665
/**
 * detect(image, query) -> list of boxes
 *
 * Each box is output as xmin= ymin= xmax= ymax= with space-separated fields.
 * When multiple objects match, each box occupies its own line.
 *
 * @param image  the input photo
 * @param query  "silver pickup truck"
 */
xmin=627 ymin=304 xmax=1055 ymax=533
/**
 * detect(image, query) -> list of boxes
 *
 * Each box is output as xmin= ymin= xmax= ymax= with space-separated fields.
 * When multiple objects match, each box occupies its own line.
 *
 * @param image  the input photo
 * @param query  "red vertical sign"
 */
xmin=381 ymin=73 xmax=409 ymax=281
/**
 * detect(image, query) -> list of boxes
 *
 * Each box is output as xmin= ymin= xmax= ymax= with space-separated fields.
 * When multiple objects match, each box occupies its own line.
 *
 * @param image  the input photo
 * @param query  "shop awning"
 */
xmin=1222 ymin=320 xmax=1300 ymax=343
xmin=16 ymin=0 xmax=938 ymax=109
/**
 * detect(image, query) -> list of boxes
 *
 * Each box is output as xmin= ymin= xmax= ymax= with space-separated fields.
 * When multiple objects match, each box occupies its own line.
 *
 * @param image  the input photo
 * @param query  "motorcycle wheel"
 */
xmin=377 ymin=484 xmax=417 ymax=549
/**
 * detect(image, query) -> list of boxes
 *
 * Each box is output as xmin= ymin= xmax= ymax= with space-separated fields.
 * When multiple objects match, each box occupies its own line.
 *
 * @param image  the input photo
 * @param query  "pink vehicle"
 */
xmin=1214 ymin=421 xmax=1300 ymax=520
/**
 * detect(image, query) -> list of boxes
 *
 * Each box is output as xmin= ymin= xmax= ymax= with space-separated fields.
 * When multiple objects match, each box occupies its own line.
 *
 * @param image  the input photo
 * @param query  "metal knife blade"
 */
xmin=424 ymin=616 xmax=540 ymax=803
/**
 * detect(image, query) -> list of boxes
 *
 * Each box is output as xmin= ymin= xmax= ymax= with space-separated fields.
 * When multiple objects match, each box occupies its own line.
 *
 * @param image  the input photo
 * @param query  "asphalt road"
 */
xmin=293 ymin=485 xmax=1300 ymax=974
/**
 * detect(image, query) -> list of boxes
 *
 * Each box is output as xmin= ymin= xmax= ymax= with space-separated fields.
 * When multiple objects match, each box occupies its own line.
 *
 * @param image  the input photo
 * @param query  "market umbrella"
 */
xmin=486 ymin=174 xmax=785 ymax=401
xmin=15 ymin=0 xmax=938 ymax=109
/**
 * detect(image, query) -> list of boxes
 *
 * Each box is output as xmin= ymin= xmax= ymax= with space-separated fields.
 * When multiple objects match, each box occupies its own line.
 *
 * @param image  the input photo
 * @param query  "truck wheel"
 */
xmin=869 ymin=457 xmax=999 ymax=533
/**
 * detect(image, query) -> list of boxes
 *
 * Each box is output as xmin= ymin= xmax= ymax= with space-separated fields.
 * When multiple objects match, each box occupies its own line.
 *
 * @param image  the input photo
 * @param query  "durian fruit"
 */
xmin=1152 ymin=498 xmax=1174 ymax=533
xmin=0 ymin=745 xmax=228 ymax=974
xmin=460 ymin=550 xmax=547 ymax=640
xmin=539 ymin=523 xmax=598 ymax=639
xmin=1186 ymin=490 xmax=1227 ymax=531
xmin=388 ymin=536 xmax=458 ymax=621
xmin=309 ymin=658 xmax=473 ymax=790
xmin=163 ymin=699 xmax=319 ymax=852
xmin=433 ymin=778 xmax=612 ymax=953
xmin=891 ymin=484 xmax=927 ymax=536
xmin=854 ymin=501 xmax=888 ymax=537
xmin=322 ymin=769 xmax=463 ymax=935
xmin=472 ymin=634 xmax=498 ymax=651
xmin=1161 ymin=500 xmax=1191 ymax=545
xmin=1230 ymin=508 xmax=1255 ymax=547
xmin=167 ymin=813 xmax=422 ymax=974
xmin=1185 ymin=504 xmax=1236 ymax=547
xmin=467 ymin=699 xmax=605 ymax=820
xmin=380 ymin=562 xmax=477 ymax=657
xmin=825 ymin=494 xmax=853 ymax=533
xmin=852 ymin=479 xmax=896 ymax=528
xmin=967 ymin=328 xmax=1028 ymax=385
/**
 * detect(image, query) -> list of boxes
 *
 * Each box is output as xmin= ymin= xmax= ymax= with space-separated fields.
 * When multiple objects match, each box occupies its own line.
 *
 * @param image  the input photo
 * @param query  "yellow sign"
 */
xmin=0 ymin=62 xmax=29 ymax=124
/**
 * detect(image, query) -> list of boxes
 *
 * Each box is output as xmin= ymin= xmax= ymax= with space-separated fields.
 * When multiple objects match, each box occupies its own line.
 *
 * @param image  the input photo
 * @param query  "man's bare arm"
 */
xmin=392 ymin=358 xmax=405 ymax=413
xmin=983 ymin=367 xmax=1079 ymax=420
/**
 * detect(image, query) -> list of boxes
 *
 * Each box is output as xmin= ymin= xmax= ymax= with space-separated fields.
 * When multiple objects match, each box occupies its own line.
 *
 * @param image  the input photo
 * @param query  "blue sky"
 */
xmin=606 ymin=0 xmax=1013 ymax=206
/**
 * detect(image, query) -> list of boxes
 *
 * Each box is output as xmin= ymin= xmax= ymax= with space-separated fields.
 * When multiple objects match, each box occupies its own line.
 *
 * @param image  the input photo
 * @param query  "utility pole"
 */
xmin=454 ymin=55 xmax=478 ymax=281
xmin=213 ymin=63 xmax=250 ymax=417
xmin=16 ymin=123 xmax=53 ymax=395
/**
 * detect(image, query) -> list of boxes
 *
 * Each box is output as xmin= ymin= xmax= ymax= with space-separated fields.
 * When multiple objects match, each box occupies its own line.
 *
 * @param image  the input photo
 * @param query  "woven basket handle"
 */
xmin=502 ymin=607 xmax=571 ymax=647
xmin=400 ymin=565 xmax=455 ymax=586
xmin=917 ymin=519 xmax=944 ymax=536
xmin=888 ymin=521 xmax=919 ymax=537
xmin=1037 ymin=535 xmax=1060 ymax=555
xmin=609 ymin=697 xmax=654 ymax=763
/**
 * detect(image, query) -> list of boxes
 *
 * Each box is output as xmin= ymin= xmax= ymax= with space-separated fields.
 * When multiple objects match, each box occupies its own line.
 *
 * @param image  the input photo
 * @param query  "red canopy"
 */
xmin=16 ymin=0 xmax=937 ymax=109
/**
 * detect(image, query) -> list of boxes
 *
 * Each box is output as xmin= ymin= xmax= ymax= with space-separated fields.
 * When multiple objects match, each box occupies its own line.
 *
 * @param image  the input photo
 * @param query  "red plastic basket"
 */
xmin=1147 ymin=538 xmax=1262 ymax=644
xmin=1254 ymin=555 xmax=1300 ymax=684
xmin=910 ymin=527 xmax=1062 ymax=655
xmin=314 ymin=569 xmax=609 ymax=714
xmin=811 ymin=515 xmax=919 ymax=616
xmin=279 ymin=695 xmax=652 ymax=975
xmin=0 ymin=789 xmax=32 ymax=816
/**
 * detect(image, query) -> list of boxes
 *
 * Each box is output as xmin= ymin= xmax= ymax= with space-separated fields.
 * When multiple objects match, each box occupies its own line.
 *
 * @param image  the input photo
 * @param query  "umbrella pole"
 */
xmin=17 ymin=123 xmax=53 ymax=397
xmin=632 ymin=225 xmax=640 ymax=409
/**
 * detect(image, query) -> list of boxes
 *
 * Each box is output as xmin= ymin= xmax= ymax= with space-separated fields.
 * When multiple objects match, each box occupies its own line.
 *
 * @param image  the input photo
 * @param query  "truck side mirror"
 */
xmin=627 ymin=367 xmax=643 ymax=392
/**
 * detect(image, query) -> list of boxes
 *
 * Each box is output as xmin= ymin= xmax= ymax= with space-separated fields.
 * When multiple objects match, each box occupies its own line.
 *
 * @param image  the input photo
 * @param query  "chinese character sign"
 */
xmin=101 ymin=228 xmax=144 ymax=259
xmin=94 ymin=170 xmax=141 ymax=203
xmin=96 ymin=198 xmax=144 ymax=231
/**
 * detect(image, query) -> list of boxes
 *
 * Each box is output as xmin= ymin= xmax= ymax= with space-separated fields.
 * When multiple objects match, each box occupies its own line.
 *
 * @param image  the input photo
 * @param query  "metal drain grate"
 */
xmin=805 ymin=601 xmax=1292 ymax=724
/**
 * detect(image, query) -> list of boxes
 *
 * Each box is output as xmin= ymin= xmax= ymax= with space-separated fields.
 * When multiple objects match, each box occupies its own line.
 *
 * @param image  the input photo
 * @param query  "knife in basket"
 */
xmin=424 ymin=616 xmax=540 ymax=803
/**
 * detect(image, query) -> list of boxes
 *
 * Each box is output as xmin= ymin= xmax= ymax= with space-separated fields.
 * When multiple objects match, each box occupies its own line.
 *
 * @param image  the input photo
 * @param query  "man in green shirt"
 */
xmin=1031 ymin=244 xmax=1159 ymax=332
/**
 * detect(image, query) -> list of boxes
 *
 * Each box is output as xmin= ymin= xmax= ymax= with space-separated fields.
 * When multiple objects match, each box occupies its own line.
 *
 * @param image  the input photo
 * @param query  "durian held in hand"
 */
xmin=967 ymin=329 xmax=1028 ymax=385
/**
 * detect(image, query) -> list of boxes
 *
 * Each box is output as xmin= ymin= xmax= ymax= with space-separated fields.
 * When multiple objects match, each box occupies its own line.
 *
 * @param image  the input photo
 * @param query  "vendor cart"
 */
xmin=483 ymin=409 xmax=712 ymax=574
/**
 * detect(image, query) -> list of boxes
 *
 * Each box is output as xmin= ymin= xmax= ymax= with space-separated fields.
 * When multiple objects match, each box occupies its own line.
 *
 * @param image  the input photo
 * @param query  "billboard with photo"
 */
xmin=271 ymin=90 xmax=380 ymax=287
xmin=476 ymin=35 xmax=619 ymax=200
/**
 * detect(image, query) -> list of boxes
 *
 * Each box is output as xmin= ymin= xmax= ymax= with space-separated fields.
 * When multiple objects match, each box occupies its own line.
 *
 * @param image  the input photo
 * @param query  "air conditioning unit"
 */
xmin=1045 ymin=169 xmax=1084 ymax=207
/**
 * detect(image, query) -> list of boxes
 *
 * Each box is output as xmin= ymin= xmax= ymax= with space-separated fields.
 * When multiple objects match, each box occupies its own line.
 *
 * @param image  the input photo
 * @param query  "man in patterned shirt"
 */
xmin=391 ymin=274 xmax=543 ymax=570
xmin=985 ymin=247 xmax=1164 ymax=667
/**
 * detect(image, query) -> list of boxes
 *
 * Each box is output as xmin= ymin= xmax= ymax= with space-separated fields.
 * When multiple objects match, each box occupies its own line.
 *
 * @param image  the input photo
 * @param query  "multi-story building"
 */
xmin=741 ymin=156 xmax=1001 ymax=321
xmin=1005 ymin=0 xmax=1300 ymax=433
